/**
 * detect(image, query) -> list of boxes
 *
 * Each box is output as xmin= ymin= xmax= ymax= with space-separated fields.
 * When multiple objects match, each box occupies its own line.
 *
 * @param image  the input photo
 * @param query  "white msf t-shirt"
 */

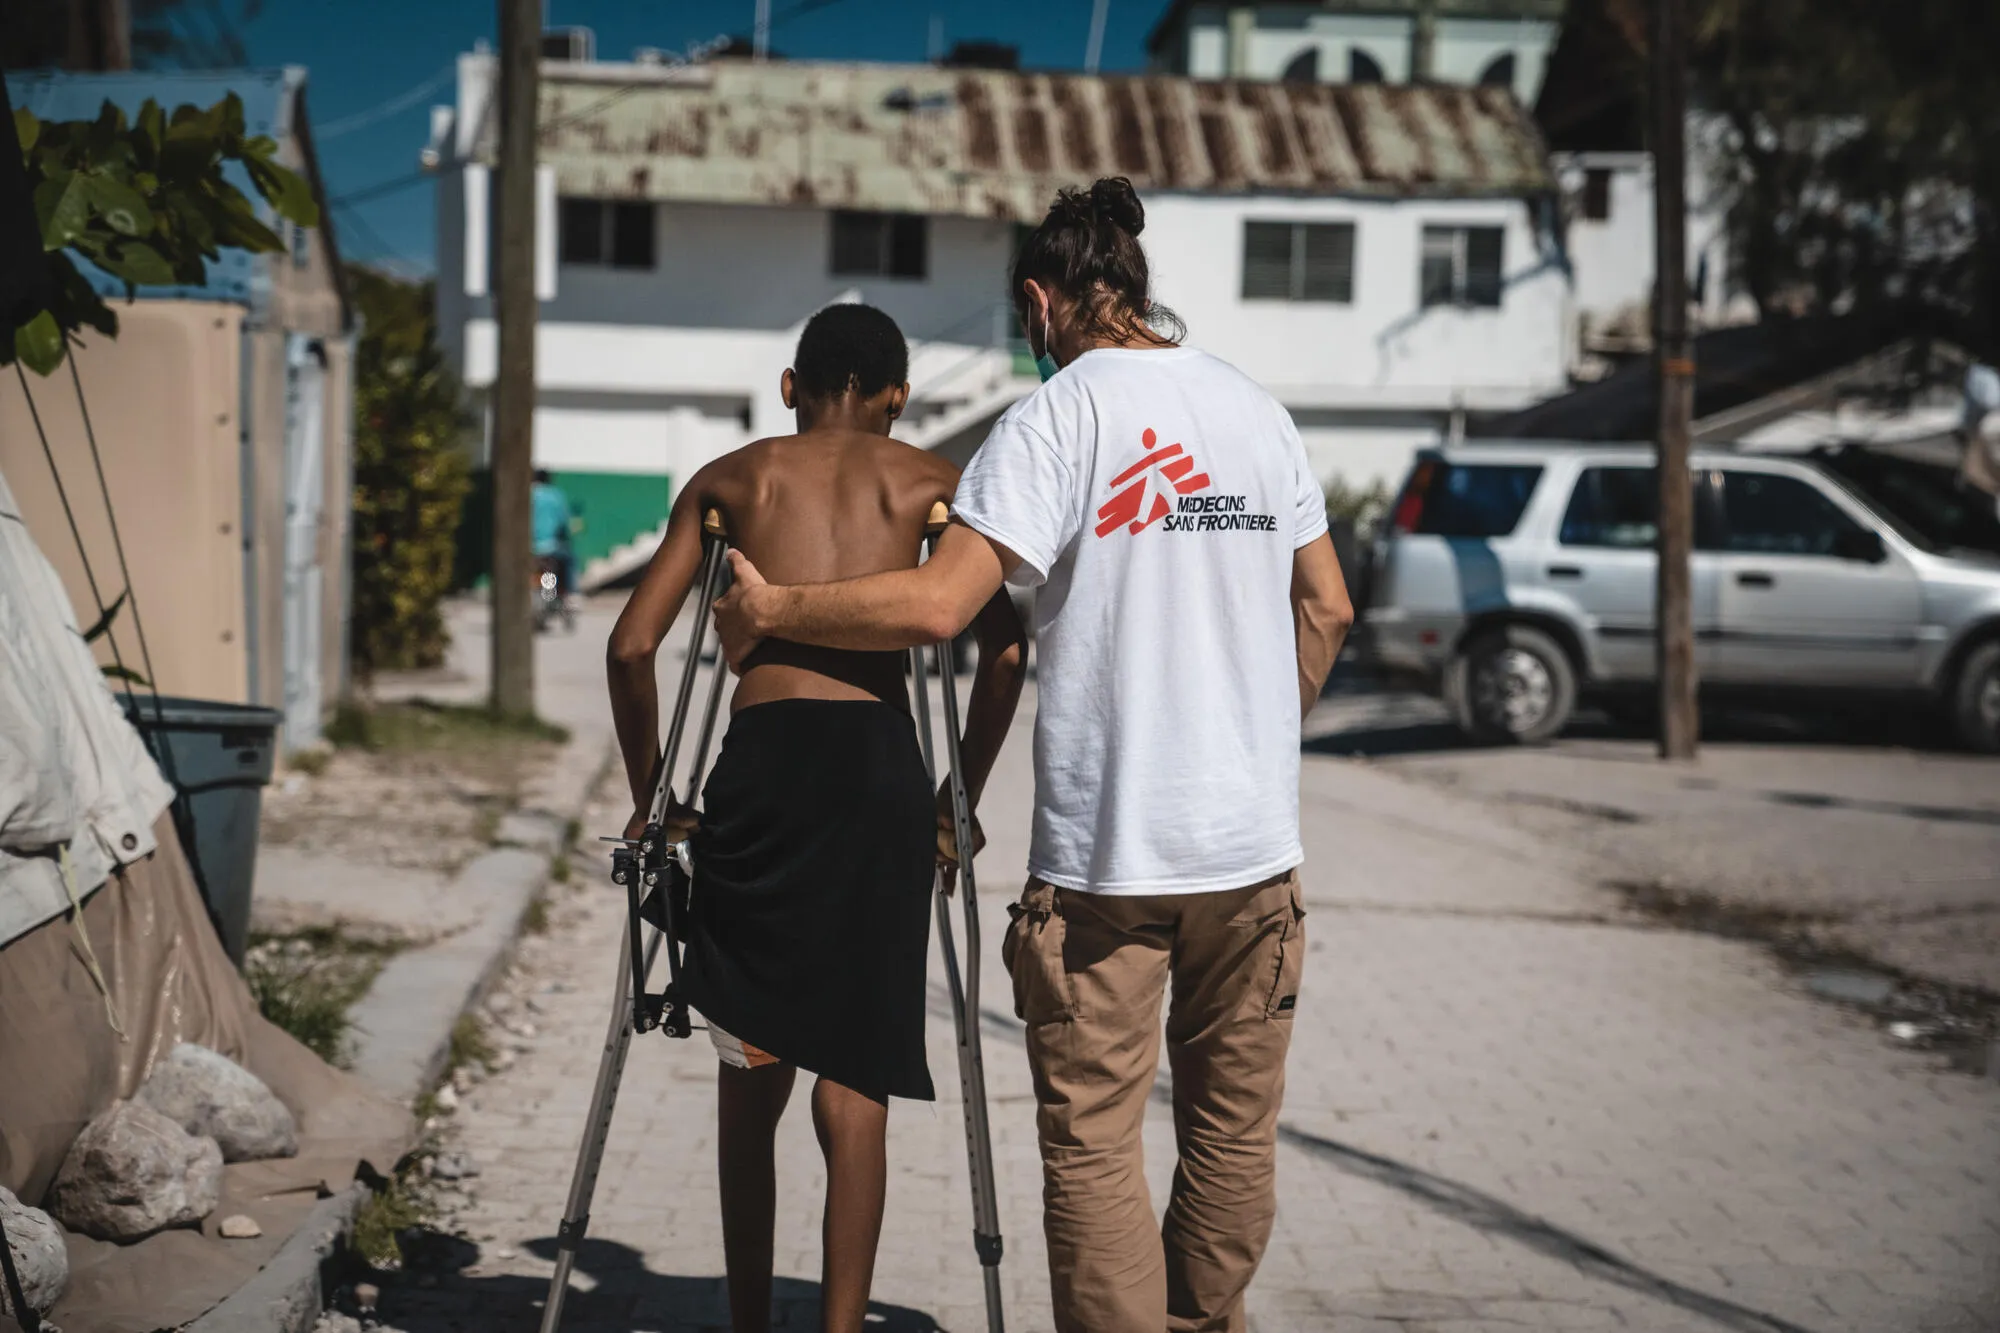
xmin=953 ymin=347 xmax=1328 ymax=896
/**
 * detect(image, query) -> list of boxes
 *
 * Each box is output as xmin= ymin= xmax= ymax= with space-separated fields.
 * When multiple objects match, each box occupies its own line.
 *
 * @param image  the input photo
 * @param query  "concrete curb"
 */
xmin=181 ymin=1184 xmax=366 ymax=1333
xmin=186 ymin=733 xmax=616 ymax=1333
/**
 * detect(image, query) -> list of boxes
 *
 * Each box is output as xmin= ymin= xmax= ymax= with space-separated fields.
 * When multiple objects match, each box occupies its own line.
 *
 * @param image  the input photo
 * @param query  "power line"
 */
xmin=316 ymin=64 xmax=456 ymax=141
xmin=326 ymin=167 xmax=436 ymax=209
xmin=332 ymin=201 xmax=430 ymax=276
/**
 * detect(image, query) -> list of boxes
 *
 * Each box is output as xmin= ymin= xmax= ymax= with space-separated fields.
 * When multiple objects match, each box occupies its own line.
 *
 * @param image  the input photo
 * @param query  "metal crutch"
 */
xmin=541 ymin=510 xmax=732 ymax=1333
xmin=909 ymin=501 xmax=1007 ymax=1333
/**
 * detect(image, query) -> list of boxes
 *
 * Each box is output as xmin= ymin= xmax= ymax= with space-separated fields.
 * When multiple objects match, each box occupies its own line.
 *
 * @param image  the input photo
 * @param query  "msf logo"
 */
xmin=1095 ymin=429 xmax=1211 ymax=538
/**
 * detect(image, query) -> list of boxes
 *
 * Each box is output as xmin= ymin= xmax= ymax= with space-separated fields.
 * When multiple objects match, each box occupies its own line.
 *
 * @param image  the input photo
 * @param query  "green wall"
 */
xmin=552 ymin=470 xmax=673 ymax=567
xmin=453 ymin=468 xmax=673 ymax=587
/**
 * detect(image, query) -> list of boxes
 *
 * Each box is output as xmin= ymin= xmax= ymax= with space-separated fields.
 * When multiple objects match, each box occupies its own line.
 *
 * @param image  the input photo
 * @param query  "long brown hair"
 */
xmin=1011 ymin=176 xmax=1184 ymax=347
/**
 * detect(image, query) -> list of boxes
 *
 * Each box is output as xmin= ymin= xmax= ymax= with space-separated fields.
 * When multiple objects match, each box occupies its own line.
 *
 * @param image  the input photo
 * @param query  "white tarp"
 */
xmin=0 ymin=462 xmax=173 ymax=948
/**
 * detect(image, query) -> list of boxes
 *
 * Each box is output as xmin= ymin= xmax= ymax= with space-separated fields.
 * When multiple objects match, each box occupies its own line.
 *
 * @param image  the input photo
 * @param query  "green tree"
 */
xmin=347 ymin=269 xmax=472 ymax=677
xmin=7 ymin=91 xmax=316 ymax=373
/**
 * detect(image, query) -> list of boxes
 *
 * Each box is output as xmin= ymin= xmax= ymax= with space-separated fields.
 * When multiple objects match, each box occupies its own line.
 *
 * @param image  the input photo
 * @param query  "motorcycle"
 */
xmin=535 ymin=554 xmax=575 ymax=634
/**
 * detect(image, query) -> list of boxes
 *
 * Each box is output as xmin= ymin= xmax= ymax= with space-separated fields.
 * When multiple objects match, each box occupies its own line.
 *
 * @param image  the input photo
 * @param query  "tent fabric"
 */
xmin=0 ymin=812 xmax=410 ymax=1332
xmin=0 ymin=463 xmax=174 ymax=949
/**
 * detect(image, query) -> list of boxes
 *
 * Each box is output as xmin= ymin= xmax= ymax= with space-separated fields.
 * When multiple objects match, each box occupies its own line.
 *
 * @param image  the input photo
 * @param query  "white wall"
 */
xmin=532 ymin=401 xmax=746 ymax=484
xmin=1558 ymin=154 xmax=1655 ymax=329
xmin=1295 ymin=412 xmax=1441 ymax=491
xmin=1172 ymin=9 xmax=1552 ymax=102
xmin=1431 ymin=17 xmax=1557 ymax=102
xmin=1144 ymin=192 xmax=1570 ymax=411
xmin=1556 ymin=147 xmax=1738 ymax=341
xmin=535 ymin=202 xmax=1015 ymax=341
xmin=1242 ymin=16 xmax=1414 ymax=83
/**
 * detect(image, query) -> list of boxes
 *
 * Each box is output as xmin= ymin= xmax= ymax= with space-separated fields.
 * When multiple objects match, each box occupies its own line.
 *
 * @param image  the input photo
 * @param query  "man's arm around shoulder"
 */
xmin=715 ymin=520 xmax=1020 ymax=664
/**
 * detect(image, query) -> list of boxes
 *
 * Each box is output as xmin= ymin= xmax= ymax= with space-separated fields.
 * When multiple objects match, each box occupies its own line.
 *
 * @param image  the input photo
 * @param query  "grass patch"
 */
xmin=447 ymin=1012 xmax=497 ymax=1076
xmin=243 ymin=928 xmax=407 ymax=1067
xmin=286 ymin=746 xmax=332 ymax=777
xmin=327 ymin=700 xmax=569 ymax=753
xmin=521 ymin=893 xmax=552 ymax=933
xmin=351 ymin=1168 xmax=437 ymax=1269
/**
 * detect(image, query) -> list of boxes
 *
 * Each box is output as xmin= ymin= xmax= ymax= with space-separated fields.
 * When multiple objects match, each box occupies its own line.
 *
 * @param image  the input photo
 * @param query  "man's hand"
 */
xmin=711 ymin=550 xmax=773 ymax=670
xmin=623 ymin=797 xmax=698 ymax=846
xmin=933 ymin=785 xmax=985 ymax=896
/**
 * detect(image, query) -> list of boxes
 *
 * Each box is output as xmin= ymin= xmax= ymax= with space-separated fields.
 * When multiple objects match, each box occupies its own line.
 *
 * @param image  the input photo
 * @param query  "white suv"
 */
xmin=1365 ymin=444 xmax=2000 ymax=751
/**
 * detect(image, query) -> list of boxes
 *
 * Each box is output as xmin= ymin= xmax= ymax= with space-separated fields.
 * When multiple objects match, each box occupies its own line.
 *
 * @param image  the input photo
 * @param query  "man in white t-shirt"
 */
xmin=714 ymin=177 xmax=1353 ymax=1333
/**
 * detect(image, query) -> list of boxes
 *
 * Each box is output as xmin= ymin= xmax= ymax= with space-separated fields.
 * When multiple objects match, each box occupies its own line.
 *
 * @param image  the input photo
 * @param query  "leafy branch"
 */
xmin=7 ymin=93 xmax=318 ymax=375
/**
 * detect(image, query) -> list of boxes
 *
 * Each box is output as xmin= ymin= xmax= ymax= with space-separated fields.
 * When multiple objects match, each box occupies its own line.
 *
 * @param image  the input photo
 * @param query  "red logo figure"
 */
xmin=1095 ymin=429 xmax=1211 ymax=538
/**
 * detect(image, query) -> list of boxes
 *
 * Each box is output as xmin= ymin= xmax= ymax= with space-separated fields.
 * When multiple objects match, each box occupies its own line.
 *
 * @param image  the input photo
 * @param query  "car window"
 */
xmin=1559 ymin=466 xmax=1724 ymax=550
xmin=1395 ymin=462 xmax=1542 ymax=538
xmin=1718 ymin=471 xmax=1865 ymax=556
xmin=1816 ymin=450 xmax=2000 ymax=556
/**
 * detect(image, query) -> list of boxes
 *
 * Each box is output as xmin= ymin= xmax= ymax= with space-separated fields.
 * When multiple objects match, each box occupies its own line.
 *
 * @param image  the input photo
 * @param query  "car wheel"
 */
xmin=1952 ymin=641 xmax=2000 ymax=754
xmin=1447 ymin=624 xmax=1577 ymax=745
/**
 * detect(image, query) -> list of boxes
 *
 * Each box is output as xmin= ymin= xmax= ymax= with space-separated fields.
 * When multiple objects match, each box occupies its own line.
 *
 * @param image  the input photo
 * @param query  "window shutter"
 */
xmin=559 ymin=198 xmax=603 ymax=265
xmin=1300 ymin=223 xmax=1355 ymax=303
xmin=1419 ymin=226 xmax=1456 ymax=307
xmin=1242 ymin=221 xmax=1293 ymax=300
xmin=1465 ymin=227 xmax=1504 ymax=306
xmin=889 ymin=214 xmax=928 ymax=278
xmin=611 ymin=202 xmax=655 ymax=269
xmin=830 ymin=211 xmax=881 ymax=275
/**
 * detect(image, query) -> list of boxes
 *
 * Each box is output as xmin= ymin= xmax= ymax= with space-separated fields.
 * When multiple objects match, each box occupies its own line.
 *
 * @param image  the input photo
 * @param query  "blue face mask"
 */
xmin=1035 ymin=313 xmax=1060 ymax=383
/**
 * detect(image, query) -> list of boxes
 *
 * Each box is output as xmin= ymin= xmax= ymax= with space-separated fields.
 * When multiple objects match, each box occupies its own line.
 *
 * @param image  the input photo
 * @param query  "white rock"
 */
xmin=136 ymin=1043 xmax=298 ymax=1163
xmin=433 ymin=1084 xmax=460 ymax=1113
xmin=218 ymin=1213 xmax=263 ymax=1239
xmin=47 ymin=1101 xmax=222 ymax=1241
xmin=0 ymin=1185 xmax=67 ymax=1316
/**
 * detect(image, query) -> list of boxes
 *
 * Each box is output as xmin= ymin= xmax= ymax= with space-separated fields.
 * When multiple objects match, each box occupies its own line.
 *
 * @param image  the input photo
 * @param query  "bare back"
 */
xmin=701 ymin=430 xmax=955 ymax=712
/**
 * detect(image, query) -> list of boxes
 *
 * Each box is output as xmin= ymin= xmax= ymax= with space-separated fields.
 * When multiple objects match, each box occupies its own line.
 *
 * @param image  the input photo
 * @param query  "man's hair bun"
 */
xmin=1088 ymin=177 xmax=1145 ymax=237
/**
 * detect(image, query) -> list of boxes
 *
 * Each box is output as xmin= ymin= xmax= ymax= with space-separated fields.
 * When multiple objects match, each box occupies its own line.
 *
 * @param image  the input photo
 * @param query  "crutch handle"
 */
xmin=926 ymin=501 xmax=949 ymax=538
xmin=703 ymin=508 xmax=727 ymax=539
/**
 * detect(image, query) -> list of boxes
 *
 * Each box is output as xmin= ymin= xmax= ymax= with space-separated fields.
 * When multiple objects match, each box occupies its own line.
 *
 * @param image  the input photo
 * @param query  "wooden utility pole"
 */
xmin=69 ymin=0 xmax=132 ymax=70
xmin=1651 ymin=0 xmax=1698 ymax=758
xmin=491 ymin=0 xmax=540 ymax=718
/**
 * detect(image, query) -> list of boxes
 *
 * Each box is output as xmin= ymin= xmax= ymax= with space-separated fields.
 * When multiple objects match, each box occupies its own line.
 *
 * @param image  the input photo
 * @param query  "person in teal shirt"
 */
xmin=531 ymin=469 xmax=575 ymax=595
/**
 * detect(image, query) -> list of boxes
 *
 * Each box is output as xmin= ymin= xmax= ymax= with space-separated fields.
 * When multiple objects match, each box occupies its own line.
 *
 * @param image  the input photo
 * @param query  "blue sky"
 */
xmin=240 ymin=1 xmax=1163 ymax=277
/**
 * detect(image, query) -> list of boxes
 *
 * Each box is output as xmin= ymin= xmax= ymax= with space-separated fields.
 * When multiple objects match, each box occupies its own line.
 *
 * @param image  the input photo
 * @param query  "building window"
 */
xmin=1281 ymin=48 xmax=1320 ymax=83
xmin=1349 ymin=48 xmax=1385 ymax=83
xmin=1420 ymin=225 xmax=1504 ymax=308
xmin=1581 ymin=168 xmax=1612 ymax=222
xmin=830 ymin=211 xmax=928 ymax=279
xmin=1479 ymin=51 xmax=1518 ymax=89
xmin=560 ymin=198 xmax=655 ymax=269
xmin=1241 ymin=220 xmax=1356 ymax=303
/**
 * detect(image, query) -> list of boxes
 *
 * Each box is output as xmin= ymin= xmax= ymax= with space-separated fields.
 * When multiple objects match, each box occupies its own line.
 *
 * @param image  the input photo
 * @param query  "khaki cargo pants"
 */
xmin=1002 ymin=870 xmax=1306 ymax=1333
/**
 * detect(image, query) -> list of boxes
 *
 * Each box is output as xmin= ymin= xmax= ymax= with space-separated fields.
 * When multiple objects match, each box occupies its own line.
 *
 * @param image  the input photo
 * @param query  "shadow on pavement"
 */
xmin=367 ymin=1234 xmax=943 ymax=1332
xmin=1278 ymin=1126 xmax=1821 ymax=1333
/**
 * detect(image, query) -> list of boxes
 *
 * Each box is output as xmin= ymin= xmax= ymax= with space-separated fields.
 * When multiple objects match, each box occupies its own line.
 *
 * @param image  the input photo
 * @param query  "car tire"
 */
xmin=1446 ymin=624 xmax=1578 ymax=745
xmin=1951 ymin=641 xmax=2000 ymax=754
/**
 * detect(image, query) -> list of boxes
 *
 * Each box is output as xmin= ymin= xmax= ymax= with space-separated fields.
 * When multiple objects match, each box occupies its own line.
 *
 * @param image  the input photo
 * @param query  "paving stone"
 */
xmin=357 ymin=685 xmax=2000 ymax=1333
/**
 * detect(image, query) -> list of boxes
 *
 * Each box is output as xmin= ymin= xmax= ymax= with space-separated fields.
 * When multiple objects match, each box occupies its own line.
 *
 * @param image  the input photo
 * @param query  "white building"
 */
xmin=1550 ymin=134 xmax=1741 ymax=367
xmin=1147 ymin=0 xmax=1565 ymax=106
xmin=426 ymin=52 xmax=1568 ymax=581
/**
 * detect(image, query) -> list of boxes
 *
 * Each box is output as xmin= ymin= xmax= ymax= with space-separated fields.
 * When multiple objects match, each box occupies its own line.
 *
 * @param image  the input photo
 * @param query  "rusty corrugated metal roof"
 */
xmin=513 ymin=61 xmax=1553 ymax=220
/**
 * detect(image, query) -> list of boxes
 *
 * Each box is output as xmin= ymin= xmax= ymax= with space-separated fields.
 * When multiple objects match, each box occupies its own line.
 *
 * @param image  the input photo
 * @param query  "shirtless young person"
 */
xmin=606 ymin=302 xmax=1028 ymax=1333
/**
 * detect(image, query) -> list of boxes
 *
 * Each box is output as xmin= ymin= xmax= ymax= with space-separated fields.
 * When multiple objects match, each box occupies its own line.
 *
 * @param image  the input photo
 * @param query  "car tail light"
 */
xmin=1391 ymin=461 xmax=1435 ymax=534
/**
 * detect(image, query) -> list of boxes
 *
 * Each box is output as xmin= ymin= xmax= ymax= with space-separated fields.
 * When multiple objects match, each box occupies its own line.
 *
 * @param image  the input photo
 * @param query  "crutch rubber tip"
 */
xmin=926 ymin=501 xmax=949 ymax=537
xmin=703 ymin=509 xmax=727 ymax=539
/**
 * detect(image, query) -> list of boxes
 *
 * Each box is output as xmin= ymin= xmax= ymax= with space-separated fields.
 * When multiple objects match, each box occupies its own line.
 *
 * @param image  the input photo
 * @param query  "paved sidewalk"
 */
xmin=372 ymin=673 xmax=2000 ymax=1333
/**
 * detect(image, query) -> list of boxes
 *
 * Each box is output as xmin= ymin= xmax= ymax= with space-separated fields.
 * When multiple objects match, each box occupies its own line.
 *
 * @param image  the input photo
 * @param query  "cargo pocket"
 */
xmin=1002 ymin=881 xmax=1076 ymax=1025
xmin=1263 ymin=881 xmax=1307 ymax=1020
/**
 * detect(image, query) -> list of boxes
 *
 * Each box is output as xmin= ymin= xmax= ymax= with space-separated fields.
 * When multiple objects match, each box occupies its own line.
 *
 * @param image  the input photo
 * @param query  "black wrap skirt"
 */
xmin=681 ymin=698 xmax=937 ymax=1104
